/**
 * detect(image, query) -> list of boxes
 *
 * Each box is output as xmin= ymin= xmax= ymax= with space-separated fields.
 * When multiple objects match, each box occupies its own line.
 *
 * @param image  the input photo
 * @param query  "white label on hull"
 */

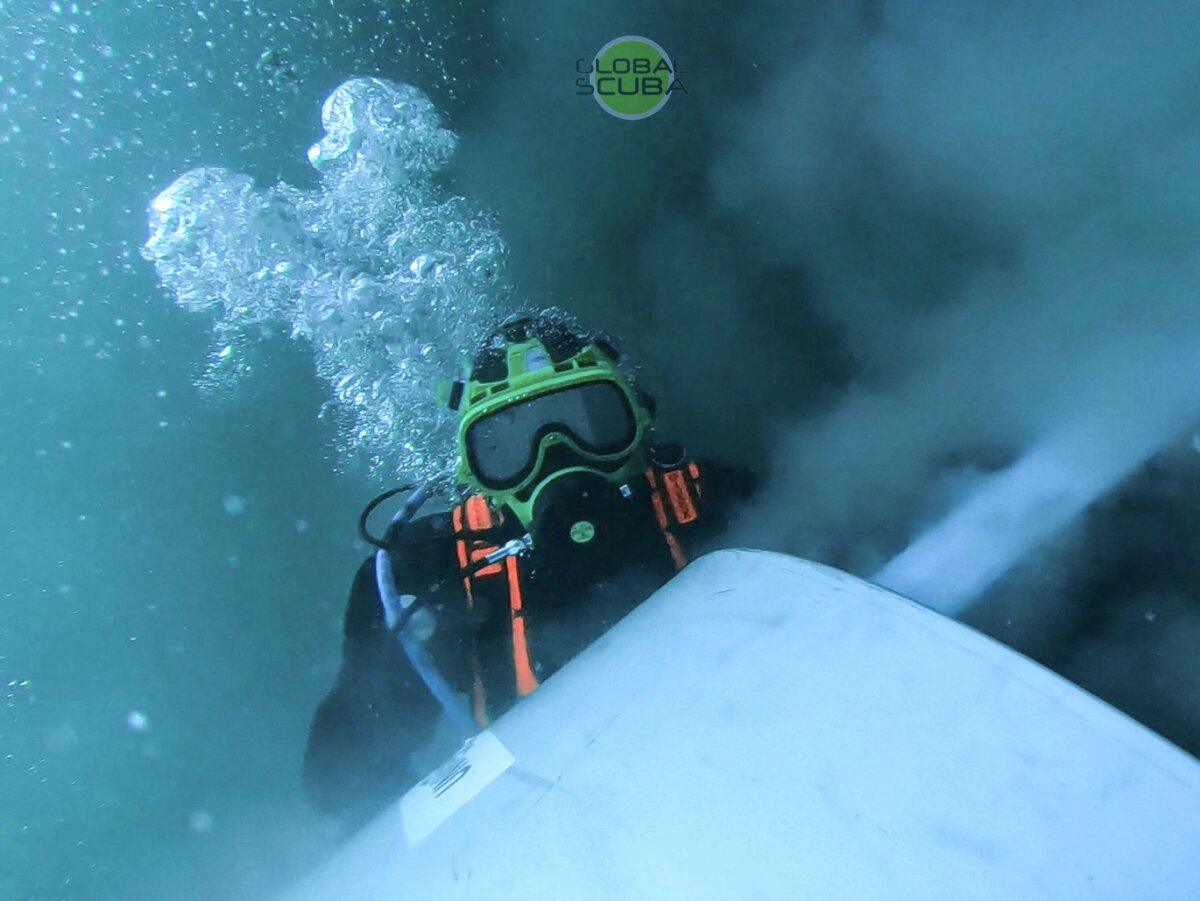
xmin=400 ymin=730 xmax=516 ymax=846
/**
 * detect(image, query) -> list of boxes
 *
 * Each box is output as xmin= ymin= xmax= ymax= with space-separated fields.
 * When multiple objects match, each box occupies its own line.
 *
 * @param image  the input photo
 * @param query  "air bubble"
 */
xmin=142 ymin=79 xmax=516 ymax=481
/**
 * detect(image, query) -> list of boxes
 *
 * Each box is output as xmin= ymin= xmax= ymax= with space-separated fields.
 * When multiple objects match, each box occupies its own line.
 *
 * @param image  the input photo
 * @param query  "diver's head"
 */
xmin=447 ymin=314 xmax=655 ymax=527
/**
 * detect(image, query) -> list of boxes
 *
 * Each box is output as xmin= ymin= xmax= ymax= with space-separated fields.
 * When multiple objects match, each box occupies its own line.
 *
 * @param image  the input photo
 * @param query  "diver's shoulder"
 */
xmin=383 ymin=508 xmax=455 ymax=548
xmin=690 ymin=457 xmax=760 ymax=501
xmin=648 ymin=439 xmax=759 ymax=500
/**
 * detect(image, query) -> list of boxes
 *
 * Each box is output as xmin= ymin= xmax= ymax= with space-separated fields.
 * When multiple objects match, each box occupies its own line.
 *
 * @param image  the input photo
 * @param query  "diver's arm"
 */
xmin=651 ymin=442 xmax=759 ymax=520
xmin=690 ymin=457 xmax=760 ymax=539
xmin=698 ymin=458 xmax=760 ymax=504
xmin=302 ymin=522 xmax=446 ymax=823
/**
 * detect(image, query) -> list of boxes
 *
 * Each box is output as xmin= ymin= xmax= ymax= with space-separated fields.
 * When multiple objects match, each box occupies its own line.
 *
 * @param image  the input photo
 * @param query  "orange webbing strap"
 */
xmin=452 ymin=504 xmax=471 ymax=589
xmin=465 ymin=494 xmax=491 ymax=530
xmin=453 ymin=495 xmax=540 ymax=718
xmin=469 ymin=671 xmax=488 ymax=727
xmin=645 ymin=468 xmax=689 ymax=571
xmin=453 ymin=497 xmax=496 ymax=726
xmin=457 ymin=495 xmax=503 ymax=580
xmin=662 ymin=469 xmax=698 ymax=523
xmin=505 ymin=556 xmax=540 ymax=697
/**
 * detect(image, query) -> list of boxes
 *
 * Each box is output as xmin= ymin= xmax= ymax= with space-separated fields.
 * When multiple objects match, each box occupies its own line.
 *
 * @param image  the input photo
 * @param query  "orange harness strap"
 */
xmin=452 ymin=499 xmax=490 ymax=725
xmin=453 ymin=496 xmax=540 ymax=726
xmin=645 ymin=463 xmax=704 ymax=571
xmin=453 ymin=466 xmax=703 ymax=721
xmin=662 ymin=470 xmax=698 ymax=523
xmin=504 ymin=556 xmax=540 ymax=697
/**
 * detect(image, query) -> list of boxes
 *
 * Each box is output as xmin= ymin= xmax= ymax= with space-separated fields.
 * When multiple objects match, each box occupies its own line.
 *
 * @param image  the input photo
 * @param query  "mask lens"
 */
xmin=466 ymin=382 xmax=637 ymax=488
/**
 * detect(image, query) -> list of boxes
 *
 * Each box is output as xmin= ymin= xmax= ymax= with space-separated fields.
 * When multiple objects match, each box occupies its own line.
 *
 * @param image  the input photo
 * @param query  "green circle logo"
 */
xmin=570 ymin=520 xmax=596 ymax=544
xmin=589 ymin=35 xmax=677 ymax=120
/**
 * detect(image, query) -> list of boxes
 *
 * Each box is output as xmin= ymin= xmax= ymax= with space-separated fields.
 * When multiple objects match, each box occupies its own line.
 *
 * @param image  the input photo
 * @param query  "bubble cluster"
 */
xmin=142 ymin=78 xmax=515 ymax=479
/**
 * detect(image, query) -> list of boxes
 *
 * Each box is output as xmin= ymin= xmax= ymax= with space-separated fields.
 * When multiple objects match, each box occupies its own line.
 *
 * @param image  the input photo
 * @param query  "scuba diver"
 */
xmin=303 ymin=313 xmax=756 ymax=826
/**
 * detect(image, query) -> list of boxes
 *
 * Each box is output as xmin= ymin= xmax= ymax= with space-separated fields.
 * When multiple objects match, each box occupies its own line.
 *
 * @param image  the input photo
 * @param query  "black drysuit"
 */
xmin=302 ymin=458 xmax=753 ymax=826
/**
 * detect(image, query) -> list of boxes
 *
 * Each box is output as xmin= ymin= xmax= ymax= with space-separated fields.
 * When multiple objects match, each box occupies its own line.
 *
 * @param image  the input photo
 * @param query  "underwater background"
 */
xmin=4 ymin=1 xmax=1200 ymax=898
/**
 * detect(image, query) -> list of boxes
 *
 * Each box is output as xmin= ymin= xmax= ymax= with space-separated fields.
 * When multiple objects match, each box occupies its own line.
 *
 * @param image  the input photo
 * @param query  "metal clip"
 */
xmin=483 ymin=533 xmax=534 ymax=564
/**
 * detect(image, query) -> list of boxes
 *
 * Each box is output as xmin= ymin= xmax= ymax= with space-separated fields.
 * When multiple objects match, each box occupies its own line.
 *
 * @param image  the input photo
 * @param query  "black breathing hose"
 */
xmin=357 ymin=483 xmax=418 ymax=550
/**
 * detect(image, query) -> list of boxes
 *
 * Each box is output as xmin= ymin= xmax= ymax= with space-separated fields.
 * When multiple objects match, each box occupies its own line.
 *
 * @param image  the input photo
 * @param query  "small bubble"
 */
xmin=187 ymin=810 xmax=215 ymax=834
xmin=222 ymin=494 xmax=246 ymax=515
xmin=295 ymin=519 xmax=310 ymax=533
xmin=125 ymin=710 xmax=149 ymax=732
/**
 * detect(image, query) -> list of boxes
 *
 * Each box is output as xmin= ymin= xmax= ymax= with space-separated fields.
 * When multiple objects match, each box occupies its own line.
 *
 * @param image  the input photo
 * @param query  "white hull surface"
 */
xmin=285 ymin=550 xmax=1200 ymax=900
